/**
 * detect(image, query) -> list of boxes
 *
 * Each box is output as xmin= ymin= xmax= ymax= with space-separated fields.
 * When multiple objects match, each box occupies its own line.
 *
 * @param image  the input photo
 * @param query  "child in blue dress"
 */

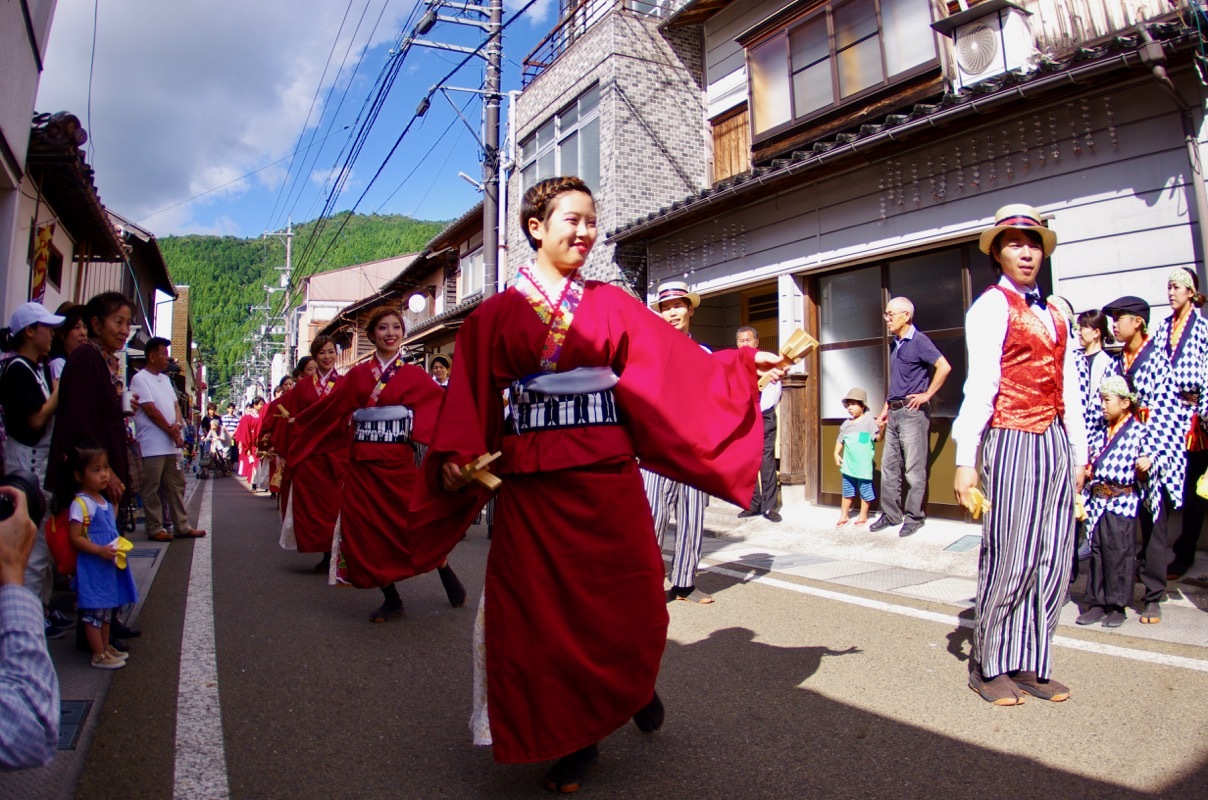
xmin=69 ymin=440 xmax=138 ymax=670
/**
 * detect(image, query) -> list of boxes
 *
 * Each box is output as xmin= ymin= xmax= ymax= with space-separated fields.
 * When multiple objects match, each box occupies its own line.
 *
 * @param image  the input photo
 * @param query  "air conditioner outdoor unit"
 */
xmin=931 ymin=0 xmax=1037 ymax=92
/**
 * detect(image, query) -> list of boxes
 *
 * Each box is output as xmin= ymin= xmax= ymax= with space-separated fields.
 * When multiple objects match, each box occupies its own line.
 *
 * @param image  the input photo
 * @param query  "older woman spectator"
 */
xmin=47 ymin=292 xmax=133 ymax=510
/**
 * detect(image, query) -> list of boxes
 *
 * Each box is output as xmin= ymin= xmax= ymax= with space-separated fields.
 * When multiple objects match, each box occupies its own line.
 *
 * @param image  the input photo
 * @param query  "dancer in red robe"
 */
xmin=232 ymin=398 xmax=264 ymax=484
xmin=279 ymin=340 xmax=347 ymax=573
xmin=266 ymin=357 xmax=315 ymax=520
xmin=414 ymin=176 xmax=788 ymax=793
xmin=259 ymin=376 xmax=295 ymax=500
xmin=292 ymin=308 xmax=467 ymax=621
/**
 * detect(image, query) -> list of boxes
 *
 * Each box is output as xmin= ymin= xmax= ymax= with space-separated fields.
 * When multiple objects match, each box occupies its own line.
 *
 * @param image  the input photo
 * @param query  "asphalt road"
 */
xmin=74 ymin=477 xmax=1208 ymax=799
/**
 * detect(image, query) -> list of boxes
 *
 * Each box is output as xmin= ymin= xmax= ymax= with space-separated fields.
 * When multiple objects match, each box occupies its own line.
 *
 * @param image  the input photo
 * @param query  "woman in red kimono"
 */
xmin=417 ymin=176 xmax=788 ymax=793
xmin=232 ymin=398 xmax=264 ymax=484
xmin=258 ymin=376 xmax=296 ymax=501
xmin=292 ymin=308 xmax=467 ymax=622
xmin=280 ymin=341 xmax=347 ymax=573
xmin=266 ymin=357 xmax=315 ymax=525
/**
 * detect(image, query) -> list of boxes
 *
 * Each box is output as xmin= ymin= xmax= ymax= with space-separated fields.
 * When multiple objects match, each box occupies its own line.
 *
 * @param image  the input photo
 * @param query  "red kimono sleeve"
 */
xmin=604 ymin=285 xmax=762 ymax=509
xmin=288 ymin=374 xmax=357 ymax=467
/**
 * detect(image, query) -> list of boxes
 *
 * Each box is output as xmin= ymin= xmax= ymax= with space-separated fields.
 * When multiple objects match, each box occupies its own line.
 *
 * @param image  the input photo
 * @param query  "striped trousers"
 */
xmin=974 ymin=424 xmax=1075 ymax=680
xmin=642 ymin=469 xmax=707 ymax=590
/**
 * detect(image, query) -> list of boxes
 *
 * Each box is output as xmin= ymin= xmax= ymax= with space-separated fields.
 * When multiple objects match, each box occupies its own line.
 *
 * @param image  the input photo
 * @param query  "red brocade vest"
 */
xmin=988 ymin=284 xmax=1067 ymax=433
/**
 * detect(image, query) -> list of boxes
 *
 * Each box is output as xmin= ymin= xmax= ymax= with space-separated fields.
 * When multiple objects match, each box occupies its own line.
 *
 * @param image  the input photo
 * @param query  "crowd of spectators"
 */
xmin=0 ymin=292 xmax=204 ymax=769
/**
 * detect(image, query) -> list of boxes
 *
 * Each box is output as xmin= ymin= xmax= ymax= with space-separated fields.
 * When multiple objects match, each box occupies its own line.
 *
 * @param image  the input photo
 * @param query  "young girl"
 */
xmin=1076 ymin=309 xmax=1116 ymax=437
xmin=291 ymin=308 xmax=465 ymax=621
xmin=68 ymin=441 xmax=138 ymax=670
xmin=1079 ymin=376 xmax=1154 ymax=628
xmin=413 ymin=176 xmax=787 ymax=793
xmin=834 ymin=388 xmax=879 ymax=526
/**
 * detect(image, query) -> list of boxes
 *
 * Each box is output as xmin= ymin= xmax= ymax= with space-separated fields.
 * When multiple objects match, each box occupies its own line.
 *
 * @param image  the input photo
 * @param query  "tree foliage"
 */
xmin=160 ymin=212 xmax=446 ymax=400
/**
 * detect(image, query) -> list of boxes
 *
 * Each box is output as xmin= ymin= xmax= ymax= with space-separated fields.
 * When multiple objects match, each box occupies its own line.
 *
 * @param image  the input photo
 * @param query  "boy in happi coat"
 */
xmin=1078 ymin=376 xmax=1155 ymax=627
xmin=1103 ymin=295 xmax=1181 ymax=624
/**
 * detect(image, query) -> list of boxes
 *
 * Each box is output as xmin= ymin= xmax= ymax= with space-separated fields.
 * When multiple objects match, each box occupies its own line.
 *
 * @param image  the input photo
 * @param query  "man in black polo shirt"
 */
xmin=870 ymin=296 xmax=951 ymax=537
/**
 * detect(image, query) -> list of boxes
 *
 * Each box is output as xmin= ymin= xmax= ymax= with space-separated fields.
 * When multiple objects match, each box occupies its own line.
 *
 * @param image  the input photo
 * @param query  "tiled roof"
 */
xmin=609 ymin=23 xmax=1194 ymax=242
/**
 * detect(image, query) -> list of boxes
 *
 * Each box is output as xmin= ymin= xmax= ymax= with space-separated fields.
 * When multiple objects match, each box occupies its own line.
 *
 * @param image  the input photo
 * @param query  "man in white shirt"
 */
xmin=735 ymin=327 xmax=782 ymax=522
xmin=952 ymin=205 xmax=1086 ymax=707
xmin=130 ymin=337 xmax=206 ymax=542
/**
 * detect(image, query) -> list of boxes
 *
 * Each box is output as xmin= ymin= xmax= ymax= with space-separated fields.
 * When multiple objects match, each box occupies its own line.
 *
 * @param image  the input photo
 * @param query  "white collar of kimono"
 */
xmin=528 ymin=261 xmax=571 ymax=301
xmin=374 ymin=350 xmax=399 ymax=370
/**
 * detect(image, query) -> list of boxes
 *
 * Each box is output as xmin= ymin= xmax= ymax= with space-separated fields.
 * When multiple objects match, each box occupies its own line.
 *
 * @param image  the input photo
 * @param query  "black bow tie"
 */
xmin=1026 ymin=292 xmax=1047 ymax=309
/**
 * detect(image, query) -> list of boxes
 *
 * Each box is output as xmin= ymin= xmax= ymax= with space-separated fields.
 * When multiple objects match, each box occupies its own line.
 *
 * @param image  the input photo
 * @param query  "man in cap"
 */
xmin=642 ymin=280 xmax=716 ymax=603
xmin=1102 ymin=293 xmax=1180 ymax=623
xmin=870 ymin=296 xmax=951 ymax=537
xmin=953 ymin=204 xmax=1087 ymax=706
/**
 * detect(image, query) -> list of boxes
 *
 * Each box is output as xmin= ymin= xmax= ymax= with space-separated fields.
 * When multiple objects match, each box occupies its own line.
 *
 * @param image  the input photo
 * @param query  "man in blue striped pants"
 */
xmin=953 ymin=205 xmax=1087 ymax=706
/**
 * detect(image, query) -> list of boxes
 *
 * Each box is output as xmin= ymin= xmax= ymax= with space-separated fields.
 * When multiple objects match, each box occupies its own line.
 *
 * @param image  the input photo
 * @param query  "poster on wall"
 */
xmin=29 ymin=222 xmax=55 ymax=303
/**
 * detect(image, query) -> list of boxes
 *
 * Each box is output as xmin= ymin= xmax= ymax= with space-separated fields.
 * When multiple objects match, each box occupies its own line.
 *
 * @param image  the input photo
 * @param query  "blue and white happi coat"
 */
xmin=1083 ymin=415 xmax=1155 ymax=532
xmin=1109 ymin=339 xmax=1185 ymax=507
xmin=1077 ymin=348 xmax=1115 ymax=441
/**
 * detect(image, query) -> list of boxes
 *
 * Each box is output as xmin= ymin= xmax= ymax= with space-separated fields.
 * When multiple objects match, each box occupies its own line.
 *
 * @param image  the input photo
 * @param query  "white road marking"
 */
xmin=173 ymin=479 xmax=230 ymax=799
xmin=698 ymin=561 xmax=1208 ymax=674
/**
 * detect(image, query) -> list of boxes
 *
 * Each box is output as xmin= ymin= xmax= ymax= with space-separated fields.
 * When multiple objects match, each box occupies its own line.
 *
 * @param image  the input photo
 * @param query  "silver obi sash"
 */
xmin=351 ymin=405 xmax=414 ymax=444
xmin=508 ymin=366 xmax=621 ymax=435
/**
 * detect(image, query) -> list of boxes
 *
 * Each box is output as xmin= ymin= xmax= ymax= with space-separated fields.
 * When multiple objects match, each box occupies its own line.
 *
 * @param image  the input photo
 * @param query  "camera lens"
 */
xmin=0 ymin=469 xmax=47 ymax=527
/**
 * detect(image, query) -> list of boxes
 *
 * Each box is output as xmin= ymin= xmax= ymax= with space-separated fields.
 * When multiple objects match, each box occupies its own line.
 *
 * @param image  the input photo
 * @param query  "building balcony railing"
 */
xmin=1023 ymin=0 xmax=1188 ymax=54
xmin=522 ymin=0 xmax=688 ymax=86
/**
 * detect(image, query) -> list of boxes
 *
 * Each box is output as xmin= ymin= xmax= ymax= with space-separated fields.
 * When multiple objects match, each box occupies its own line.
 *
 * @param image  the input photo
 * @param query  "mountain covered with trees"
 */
xmin=160 ymin=212 xmax=446 ymax=399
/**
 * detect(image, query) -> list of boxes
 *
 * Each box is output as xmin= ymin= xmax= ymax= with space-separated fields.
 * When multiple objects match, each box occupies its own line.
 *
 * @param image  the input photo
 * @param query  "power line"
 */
xmin=134 ymin=126 xmax=350 ymax=223
xmin=265 ymin=0 xmax=364 ymax=230
xmin=292 ymin=0 xmax=540 ymax=284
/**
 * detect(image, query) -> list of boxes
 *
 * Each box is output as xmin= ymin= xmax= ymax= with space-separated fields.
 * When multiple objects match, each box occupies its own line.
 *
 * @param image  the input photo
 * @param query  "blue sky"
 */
xmin=36 ymin=0 xmax=555 ymax=239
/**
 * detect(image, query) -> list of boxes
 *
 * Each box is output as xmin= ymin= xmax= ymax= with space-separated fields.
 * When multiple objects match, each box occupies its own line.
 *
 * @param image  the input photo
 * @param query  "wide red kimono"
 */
xmin=233 ymin=411 xmax=261 ymax=479
xmin=279 ymin=372 xmax=346 ymax=552
xmin=410 ymin=273 xmax=761 ymax=764
xmin=292 ymin=356 xmax=445 ymax=588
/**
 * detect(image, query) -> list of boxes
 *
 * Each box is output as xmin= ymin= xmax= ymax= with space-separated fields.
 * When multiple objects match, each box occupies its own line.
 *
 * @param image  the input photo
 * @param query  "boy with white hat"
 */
xmin=642 ymin=279 xmax=715 ymax=603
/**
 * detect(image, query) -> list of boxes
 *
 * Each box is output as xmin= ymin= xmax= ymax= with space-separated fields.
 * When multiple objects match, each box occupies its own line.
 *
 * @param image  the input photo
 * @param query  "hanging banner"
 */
xmin=29 ymin=222 xmax=55 ymax=303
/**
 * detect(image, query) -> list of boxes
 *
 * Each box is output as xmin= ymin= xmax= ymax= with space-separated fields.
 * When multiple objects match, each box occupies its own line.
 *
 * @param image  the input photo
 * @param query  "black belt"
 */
xmin=888 ymin=399 xmax=928 ymax=410
xmin=507 ymin=385 xmax=621 ymax=434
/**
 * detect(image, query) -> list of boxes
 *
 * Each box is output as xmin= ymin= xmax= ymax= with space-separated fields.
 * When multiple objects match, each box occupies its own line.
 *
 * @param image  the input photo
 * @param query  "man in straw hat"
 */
xmin=642 ymin=279 xmax=718 ymax=604
xmin=953 ymin=204 xmax=1087 ymax=706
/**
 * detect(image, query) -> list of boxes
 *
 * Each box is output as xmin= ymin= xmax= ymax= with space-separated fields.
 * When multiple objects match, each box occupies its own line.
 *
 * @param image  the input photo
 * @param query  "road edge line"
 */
xmin=698 ymin=562 xmax=1208 ymax=674
xmin=172 ymin=478 xmax=230 ymax=799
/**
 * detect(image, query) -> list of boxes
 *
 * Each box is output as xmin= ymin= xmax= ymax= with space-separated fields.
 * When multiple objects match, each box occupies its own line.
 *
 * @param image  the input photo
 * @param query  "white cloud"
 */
xmin=36 ymin=0 xmax=416 ymax=235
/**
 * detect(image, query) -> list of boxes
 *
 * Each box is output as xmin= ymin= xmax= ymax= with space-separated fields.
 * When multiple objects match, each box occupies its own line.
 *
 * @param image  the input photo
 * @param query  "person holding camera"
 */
xmin=0 ymin=302 xmax=64 ymax=635
xmin=0 ymin=485 xmax=59 ymax=769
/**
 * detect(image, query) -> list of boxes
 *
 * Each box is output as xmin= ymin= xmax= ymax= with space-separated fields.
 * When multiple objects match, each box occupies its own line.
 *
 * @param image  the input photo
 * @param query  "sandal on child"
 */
xmin=835 ymin=518 xmax=849 ymax=527
xmin=543 ymin=743 xmax=599 ymax=794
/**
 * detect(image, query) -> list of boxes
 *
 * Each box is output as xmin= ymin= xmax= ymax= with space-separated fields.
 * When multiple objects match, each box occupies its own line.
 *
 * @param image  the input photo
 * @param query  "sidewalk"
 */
xmin=0 ymin=470 xmax=202 ymax=800
xmin=692 ymin=497 xmax=1208 ymax=651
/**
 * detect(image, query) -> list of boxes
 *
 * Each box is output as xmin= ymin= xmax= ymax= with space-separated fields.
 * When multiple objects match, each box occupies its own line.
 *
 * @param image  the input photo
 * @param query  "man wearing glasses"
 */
xmin=870 ymin=297 xmax=952 ymax=537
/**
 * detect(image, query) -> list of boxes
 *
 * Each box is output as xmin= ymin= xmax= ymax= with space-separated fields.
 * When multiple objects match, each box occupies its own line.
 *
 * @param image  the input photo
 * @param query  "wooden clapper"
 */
xmin=757 ymin=328 xmax=819 ymax=390
xmin=461 ymin=452 xmax=502 ymax=490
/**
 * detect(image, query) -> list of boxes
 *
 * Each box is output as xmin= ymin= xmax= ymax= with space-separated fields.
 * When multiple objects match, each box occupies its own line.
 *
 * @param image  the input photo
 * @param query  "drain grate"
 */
xmin=58 ymin=700 xmax=92 ymax=750
xmin=944 ymin=535 xmax=982 ymax=553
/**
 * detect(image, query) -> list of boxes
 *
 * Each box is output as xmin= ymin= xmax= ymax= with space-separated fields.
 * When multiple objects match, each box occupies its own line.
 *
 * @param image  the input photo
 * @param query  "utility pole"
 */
xmin=410 ymin=0 xmax=504 ymax=295
xmin=263 ymin=217 xmax=295 ymax=374
xmin=482 ymin=0 xmax=502 ymax=297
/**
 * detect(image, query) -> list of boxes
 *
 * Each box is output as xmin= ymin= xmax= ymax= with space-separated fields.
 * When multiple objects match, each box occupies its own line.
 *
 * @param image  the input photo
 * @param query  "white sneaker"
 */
xmin=104 ymin=645 xmax=130 ymax=661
